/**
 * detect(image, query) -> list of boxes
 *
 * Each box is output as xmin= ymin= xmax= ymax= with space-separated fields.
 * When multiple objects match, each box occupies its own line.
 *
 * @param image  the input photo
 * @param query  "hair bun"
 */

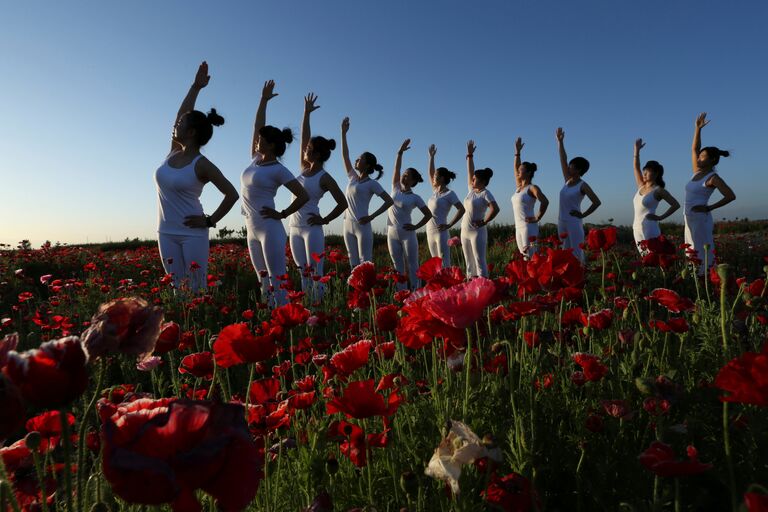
xmin=281 ymin=128 xmax=295 ymax=144
xmin=328 ymin=138 xmax=337 ymax=151
xmin=206 ymin=108 xmax=225 ymax=127
xmin=719 ymin=149 xmax=731 ymax=158
xmin=374 ymin=164 xmax=383 ymax=172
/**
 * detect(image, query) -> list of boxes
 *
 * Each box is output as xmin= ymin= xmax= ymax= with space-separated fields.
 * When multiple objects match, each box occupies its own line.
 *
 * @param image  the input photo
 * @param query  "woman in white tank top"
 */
xmin=156 ymin=61 xmax=238 ymax=293
xmin=512 ymin=137 xmax=549 ymax=259
xmin=631 ymin=138 xmax=679 ymax=253
xmin=461 ymin=140 xmax=500 ymax=278
xmin=288 ymin=93 xmax=347 ymax=302
xmin=555 ymin=128 xmax=602 ymax=263
xmin=387 ymin=139 xmax=433 ymax=290
xmin=685 ymin=113 xmax=737 ymax=274
xmin=340 ymin=117 xmax=394 ymax=268
xmin=426 ymin=144 xmax=465 ymax=267
xmin=242 ymin=80 xmax=309 ymax=307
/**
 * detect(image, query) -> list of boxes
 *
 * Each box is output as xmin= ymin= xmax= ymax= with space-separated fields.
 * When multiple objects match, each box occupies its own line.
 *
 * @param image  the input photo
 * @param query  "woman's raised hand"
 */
xmin=467 ymin=140 xmax=476 ymax=155
xmin=515 ymin=137 xmax=524 ymax=153
xmin=304 ymin=93 xmax=320 ymax=113
xmin=398 ymin=139 xmax=412 ymax=154
xmin=695 ymin=112 xmax=709 ymax=129
xmin=341 ymin=117 xmax=350 ymax=134
xmin=262 ymin=80 xmax=278 ymax=102
xmin=555 ymin=127 xmax=565 ymax=142
xmin=428 ymin=144 xmax=436 ymax=157
xmin=634 ymin=138 xmax=646 ymax=153
xmin=193 ymin=62 xmax=210 ymax=89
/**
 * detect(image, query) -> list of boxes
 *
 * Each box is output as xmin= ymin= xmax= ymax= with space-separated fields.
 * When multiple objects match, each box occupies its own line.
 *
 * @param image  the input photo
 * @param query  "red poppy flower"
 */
xmin=601 ymin=399 xmax=634 ymax=420
xmin=329 ymin=340 xmax=372 ymax=378
xmin=154 ymin=321 xmax=180 ymax=354
xmin=375 ymin=304 xmax=400 ymax=332
xmin=580 ymin=309 xmax=614 ymax=330
xmin=715 ymin=348 xmax=768 ymax=406
xmin=482 ymin=472 xmax=537 ymax=512
xmin=271 ymin=303 xmax=310 ymax=328
xmin=572 ymin=353 xmax=608 ymax=382
xmin=4 ymin=336 xmax=88 ymax=408
xmin=745 ymin=492 xmax=768 ymax=512
xmin=650 ymin=317 xmax=689 ymax=333
xmin=327 ymin=420 xmax=389 ymax=467
xmin=213 ymin=323 xmax=277 ymax=369
xmin=347 ymin=262 xmax=378 ymax=293
xmin=534 ymin=248 xmax=584 ymax=291
xmin=639 ymin=441 xmax=712 ymax=477
xmin=326 ymin=379 xmax=401 ymax=419
xmin=587 ymin=226 xmax=617 ymax=251
xmin=25 ymin=410 xmax=75 ymax=445
xmin=640 ymin=235 xmax=677 ymax=268
xmin=248 ymin=377 xmax=281 ymax=405
xmin=647 ymin=289 xmax=695 ymax=314
xmin=0 ymin=438 xmax=58 ymax=510
xmin=423 ymin=277 xmax=501 ymax=329
xmin=416 ymin=257 xmax=443 ymax=282
xmin=101 ymin=399 xmax=262 ymax=511
xmin=179 ymin=352 xmax=215 ymax=380
xmin=81 ymin=297 xmax=164 ymax=362
xmin=395 ymin=297 xmax=465 ymax=350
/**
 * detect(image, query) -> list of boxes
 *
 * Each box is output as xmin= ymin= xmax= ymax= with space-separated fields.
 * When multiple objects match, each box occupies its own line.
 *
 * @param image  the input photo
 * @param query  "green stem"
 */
xmin=674 ymin=478 xmax=681 ymax=512
xmin=77 ymin=358 xmax=106 ymax=512
xmin=723 ymin=402 xmax=737 ymax=512
xmin=463 ymin=331 xmax=472 ymax=419
xmin=30 ymin=449 xmax=48 ymax=512
xmin=59 ymin=409 xmax=74 ymax=512
xmin=0 ymin=454 xmax=22 ymax=512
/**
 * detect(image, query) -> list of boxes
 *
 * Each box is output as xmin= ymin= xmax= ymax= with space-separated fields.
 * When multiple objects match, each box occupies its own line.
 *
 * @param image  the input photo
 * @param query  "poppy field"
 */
xmin=2 ymin=225 xmax=768 ymax=512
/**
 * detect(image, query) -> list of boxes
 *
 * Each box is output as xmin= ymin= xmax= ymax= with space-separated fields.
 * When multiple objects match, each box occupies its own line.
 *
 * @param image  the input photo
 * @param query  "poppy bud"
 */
xmin=24 ymin=431 xmax=42 ymax=450
xmin=90 ymin=504 xmax=109 ymax=512
xmin=326 ymin=455 xmax=339 ymax=475
xmin=400 ymin=471 xmax=419 ymax=496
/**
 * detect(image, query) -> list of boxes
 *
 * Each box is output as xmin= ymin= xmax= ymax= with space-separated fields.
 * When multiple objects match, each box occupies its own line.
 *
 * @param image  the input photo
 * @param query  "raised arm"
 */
xmin=514 ymin=137 xmax=524 ymax=188
xmin=633 ymin=138 xmax=646 ymax=189
xmin=251 ymin=80 xmax=278 ymax=158
xmin=183 ymin=159 xmax=239 ymax=228
xmin=428 ymin=144 xmax=437 ymax=190
xmin=340 ymin=117 xmax=355 ymax=178
xmin=393 ymin=139 xmax=411 ymax=191
xmin=576 ymin=182 xmax=601 ymax=219
xmin=301 ymin=93 xmax=320 ymax=169
xmin=692 ymin=113 xmax=709 ymax=172
xmin=556 ymin=128 xmax=568 ymax=181
xmin=466 ymin=140 xmax=476 ymax=192
xmin=309 ymin=174 xmax=348 ymax=226
xmin=171 ymin=62 xmax=209 ymax=155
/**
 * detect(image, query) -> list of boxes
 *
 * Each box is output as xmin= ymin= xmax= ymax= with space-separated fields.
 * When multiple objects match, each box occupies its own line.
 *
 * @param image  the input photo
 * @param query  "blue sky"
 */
xmin=1 ymin=1 xmax=766 ymax=247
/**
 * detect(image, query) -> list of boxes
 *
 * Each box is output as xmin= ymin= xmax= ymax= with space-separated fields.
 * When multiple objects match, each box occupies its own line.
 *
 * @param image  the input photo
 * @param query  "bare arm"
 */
xmin=171 ymin=62 xmax=209 ymax=155
xmin=444 ymin=202 xmax=466 ymax=230
xmin=361 ymin=191 xmax=394 ymax=224
xmin=575 ymin=182 xmax=601 ymax=219
xmin=633 ymin=138 xmax=645 ymax=189
xmin=300 ymin=93 xmax=319 ymax=169
xmin=309 ymin=174 xmax=348 ymax=225
xmin=428 ymin=144 xmax=437 ymax=190
xmin=183 ymin=158 xmax=239 ymax=228
xmin=692 ymin=113 xmax=709 ymax=172
xmin=514 ymin=137 xmax=524 ymax=188
xmin=252 ymin=80 xmax=278 ymax=158
xmin=340 ymin=117 xmax=355 ymax=178
xmin=466 ymin=140 xmax=476 ymax=192
xmin=530 ymin=185 xmax=549 ymax=222
xmin=556 ymin=128 xmax=568 ymax=181
xmin=482 ymin=201 xmax=500 ymax=226
xmin=705 ymin=174 xmax=736 ymax=212
xmin=393 ymin=139 xmax=411 ymax=191
xmin=648 ymin=188 xmax=680 ymax=221
xmin=406 ymin=205 xmax=433 ymax=231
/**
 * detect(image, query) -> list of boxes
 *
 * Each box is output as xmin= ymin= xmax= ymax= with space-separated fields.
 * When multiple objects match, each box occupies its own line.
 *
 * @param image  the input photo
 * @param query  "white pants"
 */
xmin=289 ymin=225 xmax=325 ymax=301
xmin=387 ymin=226 xmax=420 ymax=290
xmin=461 ymin=226 xmax=488 ymax=278
xmin=633 ymin=220 xmax=661 ymax=254
xmin=684 ymin=212 xmax=715 ymax=275
xmin=246 ymin=219 xmax=288 ymax=307
xmin=426 ymin=228 xmax=450 ymax=267
xmin=158 ymin=233 xmax=209 ymax=292
xmin=343 ymin=216 xmax=374 ymax=268
xmin=558 ymin=217 xmax=585 ymax=263
xmin=515 ymin=222 xmax=539 ymax=258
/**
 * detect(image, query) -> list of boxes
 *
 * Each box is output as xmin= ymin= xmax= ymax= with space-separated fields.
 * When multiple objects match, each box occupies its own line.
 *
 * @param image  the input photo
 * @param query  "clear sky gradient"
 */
xmin=2 ymin=1 xmax=766 ymax=247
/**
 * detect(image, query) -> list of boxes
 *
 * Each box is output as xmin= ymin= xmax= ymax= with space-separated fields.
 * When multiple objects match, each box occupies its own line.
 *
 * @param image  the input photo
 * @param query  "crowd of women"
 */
xmin=155 ymin=62 xmax=737 ymax=305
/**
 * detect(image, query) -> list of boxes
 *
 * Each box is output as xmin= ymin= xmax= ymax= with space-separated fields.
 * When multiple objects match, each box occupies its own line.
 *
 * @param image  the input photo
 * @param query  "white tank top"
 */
xmin=345 ymin=175 xmax=385 ymax=222
xmin=512 ymin=185 xmax=536 ymax=226
xmin=559 ymin=180 xmax=585 ymax=221
xmin=427 ymin=188 xmax=460 ymax=230
xmin=289 ymin=169 xmax=327 ymax=227
xmin=633 ymin=187 xmax=660 ymax=227
xmin=684 ymin=172 xmax=716 ymax=216
xmin=461 ymin=188 xmax=496 ymax=231
xmin=241 ymin=154 xmax=296 ymax=223
xmin=387 ymin=186 xmax=426 ymax=229
xmin=154 ymin=153 xmax=206 ymax=237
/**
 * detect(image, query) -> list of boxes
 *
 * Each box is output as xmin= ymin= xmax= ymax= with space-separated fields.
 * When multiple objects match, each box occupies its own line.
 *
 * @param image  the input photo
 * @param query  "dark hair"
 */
xmin=405 ymin=167 xmax=424 ymax=185
xmin=474 ymin=167 xmax=494 ymax=186
xmin=569 ymin=157 xmax=590 ymax=176
xmin=700 ymin=146 xmax=731 ymax=167
xmin=309 ymin=136 xmax=337 ymax=163
xmin=436 ymin=166 xmax=456 ymax=184
xmin=520 ymin=162 xmax=538 ymax=176
xmin=186 ymin=109 xmax=224 ymax=147
xmin=258 ymin=125 xmax=294 ymax=157
xmin=360 ymin=152 xmax=384 ymax=180
xmin=643 ymin=160 xmax=666 ymax=188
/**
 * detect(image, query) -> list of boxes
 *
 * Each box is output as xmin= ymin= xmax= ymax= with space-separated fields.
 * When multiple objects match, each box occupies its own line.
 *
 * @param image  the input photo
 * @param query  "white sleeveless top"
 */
xmin=684 ymin=172 xmax=716 ymax=216
xmin=462 ymin=188 xmax=496 ymax=231
xmin=427 ymin=188 xmax=460 ymax=230
xmin=633 ymin=187 xmax=660 ymax=227
xmin=241 ymin=154 xmax=296 ymax=225
xmin=559 ymin=180 xmax=585 ymax=221
xmin=512 ymin=185 xmax=536 ymax=226
xmin=345 ymin=175 xmax=385 ymax=222
xmin=155 ymin=153 xmax=206 ymax=237
xmin=289 ymin=169 xmax=327 ymax=228
xmin=387 ymin=186 xmax=426 ymax=229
